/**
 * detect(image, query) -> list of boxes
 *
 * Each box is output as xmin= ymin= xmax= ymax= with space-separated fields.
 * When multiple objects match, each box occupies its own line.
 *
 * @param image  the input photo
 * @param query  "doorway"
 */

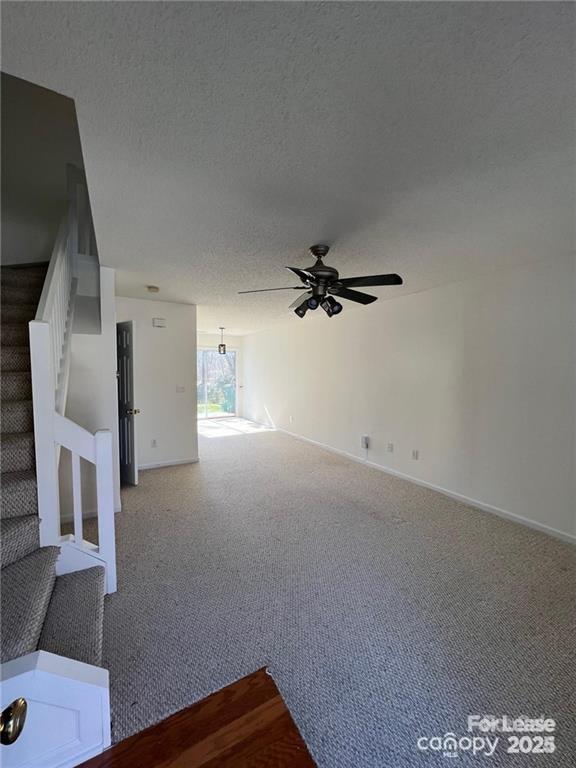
xmin=197 ymin=348 xmax=237 ymax=419
xmin=117 ymin=321 xmax=139 ymax=485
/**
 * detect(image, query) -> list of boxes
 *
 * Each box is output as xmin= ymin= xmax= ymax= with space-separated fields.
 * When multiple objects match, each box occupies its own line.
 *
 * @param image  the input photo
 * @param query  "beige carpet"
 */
xmin=87 ymin=426 xmax=574 ymax=766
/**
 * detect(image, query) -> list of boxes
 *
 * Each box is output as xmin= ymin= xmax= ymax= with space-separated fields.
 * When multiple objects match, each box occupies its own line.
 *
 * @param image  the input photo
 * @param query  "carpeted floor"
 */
xmin=98 ymin=424 xmax=575 ymax=767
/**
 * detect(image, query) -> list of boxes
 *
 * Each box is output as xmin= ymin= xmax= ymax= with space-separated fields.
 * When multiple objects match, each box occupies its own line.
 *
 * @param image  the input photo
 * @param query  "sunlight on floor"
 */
xmin=198 ymin=417 xmax=275 ymax=438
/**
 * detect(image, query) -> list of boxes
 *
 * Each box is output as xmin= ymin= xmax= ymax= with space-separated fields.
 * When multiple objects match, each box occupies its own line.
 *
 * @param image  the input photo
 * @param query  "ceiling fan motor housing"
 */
xmin=307 ymin=245 xmax=340 ymax=298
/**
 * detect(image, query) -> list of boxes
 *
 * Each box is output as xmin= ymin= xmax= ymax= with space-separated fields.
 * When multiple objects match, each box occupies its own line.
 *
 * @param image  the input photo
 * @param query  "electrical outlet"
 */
xmin=412 ymin=449 xmax=419 ymax=460
xmin=151 ymin=439 xmax=157 ymax=448
xmin=387 ymin=442 xmax=394 ymax=453
xmin=289 ymin=415 xmax=294 ymax=424
xmin=361 ymin=435 xmax=370 ymax=450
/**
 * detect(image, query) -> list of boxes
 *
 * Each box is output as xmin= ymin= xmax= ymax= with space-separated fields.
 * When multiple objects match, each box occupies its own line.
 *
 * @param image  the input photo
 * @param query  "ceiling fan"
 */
xmin=238 ymin=244 xmax=403 ymax=318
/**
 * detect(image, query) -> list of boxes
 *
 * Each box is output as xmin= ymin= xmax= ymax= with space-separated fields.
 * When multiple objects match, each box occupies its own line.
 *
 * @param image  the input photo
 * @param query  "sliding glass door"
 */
xmin=197 ymin=349 xmax=237 ymax=419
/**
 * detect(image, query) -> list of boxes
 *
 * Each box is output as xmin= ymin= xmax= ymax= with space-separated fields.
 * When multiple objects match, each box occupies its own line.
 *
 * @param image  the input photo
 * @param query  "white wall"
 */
xmin=60 ymin=267 xmax=121 ymax=517
xmin=116 ymin=297 xmax=198 ymax=469
xmin=243 ymin=257 xmax=576 ymax=541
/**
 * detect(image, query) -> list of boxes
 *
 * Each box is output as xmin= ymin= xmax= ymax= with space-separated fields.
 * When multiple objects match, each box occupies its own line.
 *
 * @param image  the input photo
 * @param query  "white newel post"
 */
xmin=29 ymin=321 xmax=60 ymax=546
xmin=95 ymin=430 xmax=117 ymax=593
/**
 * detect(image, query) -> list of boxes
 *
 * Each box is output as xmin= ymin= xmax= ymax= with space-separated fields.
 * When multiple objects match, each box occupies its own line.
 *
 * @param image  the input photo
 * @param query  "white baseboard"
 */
xmin=139 ymin=457 xmax=199 ymax=470
xmin=277 ymin=428 xmax=575 ymax=545
xmin=60 ymin=504 xmax=121 ymax=524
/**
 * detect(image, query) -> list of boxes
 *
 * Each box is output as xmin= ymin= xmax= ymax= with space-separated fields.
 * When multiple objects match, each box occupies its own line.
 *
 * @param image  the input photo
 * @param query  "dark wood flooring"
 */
xmin=80 ymin=668 xmax=316 ymax=767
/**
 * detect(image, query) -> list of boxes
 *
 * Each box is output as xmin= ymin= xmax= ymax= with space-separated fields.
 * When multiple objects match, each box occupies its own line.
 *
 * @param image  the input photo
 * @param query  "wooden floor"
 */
xmin=80 ymin=668 xmax=316 ymax=767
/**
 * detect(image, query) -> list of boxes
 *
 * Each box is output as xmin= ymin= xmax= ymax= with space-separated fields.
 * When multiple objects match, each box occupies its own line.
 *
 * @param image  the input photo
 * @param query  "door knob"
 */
xmin=126 ymin=408 xmax=140 ymax=415
xmin=1 ymin=698 xmax=27 ymax=745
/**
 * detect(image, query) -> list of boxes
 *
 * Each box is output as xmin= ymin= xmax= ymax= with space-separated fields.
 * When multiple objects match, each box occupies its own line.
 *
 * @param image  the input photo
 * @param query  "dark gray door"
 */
xmin=117 ymin=321 xmax=138 ymax=486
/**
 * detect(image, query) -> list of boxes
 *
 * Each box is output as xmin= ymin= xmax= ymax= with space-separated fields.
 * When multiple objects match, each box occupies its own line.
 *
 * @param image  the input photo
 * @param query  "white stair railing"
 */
xmin=29 ymin=169 xmax=117 ymax=594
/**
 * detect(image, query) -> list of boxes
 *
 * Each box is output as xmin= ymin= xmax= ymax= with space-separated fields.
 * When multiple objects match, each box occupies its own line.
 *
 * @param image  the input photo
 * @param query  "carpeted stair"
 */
xmin=1 ymin=264 xmax=106 ymax=669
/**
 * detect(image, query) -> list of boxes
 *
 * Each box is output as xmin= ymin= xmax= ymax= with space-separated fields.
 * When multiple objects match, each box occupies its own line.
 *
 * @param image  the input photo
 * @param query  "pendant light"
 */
xmin=218 ymin=327 xmax=226 ymax=355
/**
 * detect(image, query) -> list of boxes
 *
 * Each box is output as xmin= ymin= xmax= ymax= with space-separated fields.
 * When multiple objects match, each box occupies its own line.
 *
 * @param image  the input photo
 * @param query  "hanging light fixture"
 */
xmin=218 ymin=326 xmax=227 ymax=354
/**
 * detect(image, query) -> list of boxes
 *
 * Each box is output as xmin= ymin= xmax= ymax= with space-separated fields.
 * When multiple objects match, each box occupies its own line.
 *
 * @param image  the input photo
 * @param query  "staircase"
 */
xmin=1 ymin=264 xmax=106 ymax=669
xmin=1 ymin=169 xmax=114 ymax=767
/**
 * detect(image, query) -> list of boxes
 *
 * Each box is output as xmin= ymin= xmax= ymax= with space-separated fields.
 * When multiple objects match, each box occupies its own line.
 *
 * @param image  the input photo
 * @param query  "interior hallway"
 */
xmin=100 ymin=426 xmax=575 ymax=767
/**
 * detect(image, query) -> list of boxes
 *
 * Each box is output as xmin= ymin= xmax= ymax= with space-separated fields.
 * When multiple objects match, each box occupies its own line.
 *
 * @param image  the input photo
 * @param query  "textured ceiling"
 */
xmin=2 ymin=2 xmax=574 ymax=334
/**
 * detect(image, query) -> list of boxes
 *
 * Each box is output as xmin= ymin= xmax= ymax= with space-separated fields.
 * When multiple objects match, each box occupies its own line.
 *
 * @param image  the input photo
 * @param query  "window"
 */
xmin=197 ymin=349 xmax=237 ymax=419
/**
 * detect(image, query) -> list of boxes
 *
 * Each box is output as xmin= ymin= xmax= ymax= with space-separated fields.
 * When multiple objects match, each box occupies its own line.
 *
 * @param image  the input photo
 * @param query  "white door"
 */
xmin=117 ymin=321 xmax=138 ymax=485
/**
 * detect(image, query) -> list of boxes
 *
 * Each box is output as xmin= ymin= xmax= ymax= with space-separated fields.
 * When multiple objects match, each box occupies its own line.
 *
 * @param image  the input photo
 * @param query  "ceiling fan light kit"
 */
xmin=238 ymin=244 xmax=403 ymax=319
xmin=294 ymin=299 xmax=309 ymax=318
xmin=321 ymin=296 xmax=343 ymax=317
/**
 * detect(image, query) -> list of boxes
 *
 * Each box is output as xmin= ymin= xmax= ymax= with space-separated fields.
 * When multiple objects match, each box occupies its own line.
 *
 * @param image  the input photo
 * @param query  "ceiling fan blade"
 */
xmin=285 ymin=266 xmax=317 ymax=284
xmin=339 ymin=273 xmax=403 ymax=288
xmin=289 ymin=291 xmax=312 ymax=309
xmin=238 ymin=286 xmax=302 ymax=294
xmin=330 ymin=286 xmax=378 ymax=305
